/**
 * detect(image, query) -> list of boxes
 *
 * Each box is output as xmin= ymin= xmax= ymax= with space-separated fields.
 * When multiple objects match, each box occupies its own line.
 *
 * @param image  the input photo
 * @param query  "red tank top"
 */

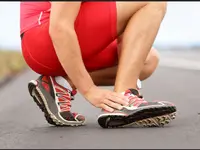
xmin=20 ymin=2 xmax=51 ymax=34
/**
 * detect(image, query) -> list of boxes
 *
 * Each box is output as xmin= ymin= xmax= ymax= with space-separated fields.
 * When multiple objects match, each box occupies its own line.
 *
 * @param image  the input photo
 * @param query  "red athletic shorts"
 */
xmin=21 ymin=2 xmax=118 ymax=76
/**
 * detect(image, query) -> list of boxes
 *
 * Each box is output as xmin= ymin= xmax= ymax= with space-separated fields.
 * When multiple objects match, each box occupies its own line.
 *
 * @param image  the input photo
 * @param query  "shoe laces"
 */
xmin=125 ymin=90 xmax=147 ymax=106
xmin=128 ymin=94 xmax=145 ymax=106
xmin=56 ymin=88 xmax=77 ymax=112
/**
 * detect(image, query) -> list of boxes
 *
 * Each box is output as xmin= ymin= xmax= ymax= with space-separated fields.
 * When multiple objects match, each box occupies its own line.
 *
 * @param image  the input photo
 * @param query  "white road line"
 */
xmin=159 ymin=57 xmax=200 ymax=70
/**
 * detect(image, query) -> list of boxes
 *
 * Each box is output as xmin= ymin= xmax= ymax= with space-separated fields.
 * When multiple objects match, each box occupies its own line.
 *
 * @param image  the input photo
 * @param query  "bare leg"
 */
xmin=114 ymin=2 xmax=167 ymax=92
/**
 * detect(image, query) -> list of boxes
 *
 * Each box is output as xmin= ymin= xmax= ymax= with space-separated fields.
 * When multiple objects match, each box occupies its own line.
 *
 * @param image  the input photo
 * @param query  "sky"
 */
xmin=0 ymin=2 xmax=200 ymax=50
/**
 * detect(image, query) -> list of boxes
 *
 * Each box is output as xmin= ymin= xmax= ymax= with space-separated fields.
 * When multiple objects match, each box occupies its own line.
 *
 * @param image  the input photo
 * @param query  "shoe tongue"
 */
xmin=124 ymin=89 xmax=139 ymax=96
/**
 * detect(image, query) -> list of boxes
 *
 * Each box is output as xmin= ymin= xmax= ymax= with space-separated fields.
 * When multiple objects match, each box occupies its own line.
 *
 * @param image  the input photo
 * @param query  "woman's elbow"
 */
xmin=49 ymin=21 xmax=62 ymax=40
xmin=49 ymin=20 xmax=74 ymax=40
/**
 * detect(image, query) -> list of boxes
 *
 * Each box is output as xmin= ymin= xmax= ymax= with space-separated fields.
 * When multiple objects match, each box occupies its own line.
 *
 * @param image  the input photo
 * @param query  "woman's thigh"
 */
xmin=21 ymin=2 xmax=118 ymax=76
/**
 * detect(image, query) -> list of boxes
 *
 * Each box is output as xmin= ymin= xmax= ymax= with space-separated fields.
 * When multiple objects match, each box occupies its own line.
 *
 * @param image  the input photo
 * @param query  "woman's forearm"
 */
xmin=50 ymin=26 xmax=94 ymax=95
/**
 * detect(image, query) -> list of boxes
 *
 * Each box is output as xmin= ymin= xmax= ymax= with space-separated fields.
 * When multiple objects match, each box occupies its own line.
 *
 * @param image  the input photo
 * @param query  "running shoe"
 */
xmin=98 ymin=89 xmax=176 ymax=128
xmin=28 ymin=75 xmax=86 ymax=126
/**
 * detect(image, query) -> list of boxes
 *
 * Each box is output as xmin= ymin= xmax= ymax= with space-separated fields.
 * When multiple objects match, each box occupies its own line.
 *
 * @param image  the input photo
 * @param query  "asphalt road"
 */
xmin=0 ymin=52 xmax=200 ymax=149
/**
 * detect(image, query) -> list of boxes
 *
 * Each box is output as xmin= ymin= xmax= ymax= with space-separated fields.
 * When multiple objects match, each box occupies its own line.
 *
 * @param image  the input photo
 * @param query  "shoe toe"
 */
xmin=72 ymin=113 xmax=86 ymax=123
xmin=160 ymin=101 xmax=176 ymax=107
xmin=152 ymin=100 xmax=176 ymax=107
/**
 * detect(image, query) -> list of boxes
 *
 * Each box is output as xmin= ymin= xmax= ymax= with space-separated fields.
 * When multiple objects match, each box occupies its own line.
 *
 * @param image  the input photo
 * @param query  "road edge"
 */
xmin=0 ymin=68 xmax=29 ymax=89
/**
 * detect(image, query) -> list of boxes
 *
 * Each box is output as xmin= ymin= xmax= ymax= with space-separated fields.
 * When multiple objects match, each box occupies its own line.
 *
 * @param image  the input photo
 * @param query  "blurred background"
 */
xmin=1 ymin=2 xmax=200 ymax=148
xmin=0 ymin=2 xmax=200 ymax=85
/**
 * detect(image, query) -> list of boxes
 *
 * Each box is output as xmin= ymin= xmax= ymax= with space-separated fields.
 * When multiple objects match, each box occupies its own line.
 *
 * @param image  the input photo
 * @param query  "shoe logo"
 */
xmin=158 ymin=101 xmax=165 ymax=106
xmin=123 ymin=105 xmax=138 ymax=110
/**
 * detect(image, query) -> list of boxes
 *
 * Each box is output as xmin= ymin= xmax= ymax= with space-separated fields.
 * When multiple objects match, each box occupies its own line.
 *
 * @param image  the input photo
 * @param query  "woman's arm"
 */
xmin=49 ymin=2 xmax=94 ymax=95
xmin=49 ymin=2 xmax=128 ymax=112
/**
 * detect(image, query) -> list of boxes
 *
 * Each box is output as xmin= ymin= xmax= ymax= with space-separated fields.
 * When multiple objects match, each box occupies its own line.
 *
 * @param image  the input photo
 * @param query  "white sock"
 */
xmin=55 ymin=76 xmax=72 ymax=91
xmin=137 ymin=79 xmax=142 ymax=90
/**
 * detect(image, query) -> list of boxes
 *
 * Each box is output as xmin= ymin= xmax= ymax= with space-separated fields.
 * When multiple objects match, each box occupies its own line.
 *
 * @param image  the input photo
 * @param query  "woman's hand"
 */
xmin=84 ymin=85 xmax=129 ymax=112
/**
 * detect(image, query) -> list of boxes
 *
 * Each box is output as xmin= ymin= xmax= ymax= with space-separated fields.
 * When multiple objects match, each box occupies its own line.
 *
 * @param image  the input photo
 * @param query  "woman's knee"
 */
xmin=148 ymin=2 xmax=168 ymax=16
xmin=116 ymin=2 xmax=167 ymax=37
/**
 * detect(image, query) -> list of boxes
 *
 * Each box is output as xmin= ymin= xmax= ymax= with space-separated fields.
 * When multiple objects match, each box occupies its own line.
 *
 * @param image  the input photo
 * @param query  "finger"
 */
xmin=111 ymin=92 xmax=130 ymax=102
xmin=104 ymin=99 xmax=123 ymax=110
xmin=107 ymin=93 xmax=129 ymax=106
xmin=100 ymin=103 xmax=114 ymax=112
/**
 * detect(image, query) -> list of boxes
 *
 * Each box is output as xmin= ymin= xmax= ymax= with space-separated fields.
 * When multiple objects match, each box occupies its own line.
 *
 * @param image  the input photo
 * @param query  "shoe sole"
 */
xmin=28 ymin=80 xmax=85 ymax=126
xmin=97 ymin=106 xmax=176 ymax=128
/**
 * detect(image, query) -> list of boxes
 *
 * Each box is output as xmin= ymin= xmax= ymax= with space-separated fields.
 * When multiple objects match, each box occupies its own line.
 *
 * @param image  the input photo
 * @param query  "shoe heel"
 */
xmin=28 ymin=80 xmax=37 ymax=97
xmin=28 ymin=80 xmax=46 ymax=113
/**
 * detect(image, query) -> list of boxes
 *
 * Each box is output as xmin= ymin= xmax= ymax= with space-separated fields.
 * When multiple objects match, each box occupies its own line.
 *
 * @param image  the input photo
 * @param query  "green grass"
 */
xmin=0 ymin=50 xmax=27 ymax=80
